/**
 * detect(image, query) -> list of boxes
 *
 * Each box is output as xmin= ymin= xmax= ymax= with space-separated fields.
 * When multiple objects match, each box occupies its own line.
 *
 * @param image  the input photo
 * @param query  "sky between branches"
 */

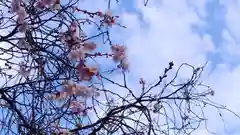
xmin=1 ymin=0 xmax=240 ymax=134
xmin=78 ymin=0 xmax=240 ymax=134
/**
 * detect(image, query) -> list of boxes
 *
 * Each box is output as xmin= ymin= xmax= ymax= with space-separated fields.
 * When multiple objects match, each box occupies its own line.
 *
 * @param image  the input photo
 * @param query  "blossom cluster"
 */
xmin=48 ymin=80 xmax=99 ymax=100
xmin=11 ymin=0 xmax=129 ymax=125
xmin=98 ymin=11 xmax=117 ymax=27
xmin=60 ymin=21 xmax=97 ymax=59
xmin=48 ymin=80 xmax=98 ymax=114
xmin=10 ymin=0 xmax=28 ymax=32
xmin=76 ymin=61 xmax=99 ymax=81
xmin=35 ymin=0 xmax=60 ymax=10
xmin=111 ymin=44 xmax=129 ymax=71
xmin=71 ymin=7 xmax=117 ymax=27
xmin=17 ymin=38 xmax=29 ymax=49
xmin=56 ymin=128 xmax=70 ymax=135
xmin=60 ymin=21 xmax=101 ymax=81
xmin=18 ymin=61 xmax=31 ymax=78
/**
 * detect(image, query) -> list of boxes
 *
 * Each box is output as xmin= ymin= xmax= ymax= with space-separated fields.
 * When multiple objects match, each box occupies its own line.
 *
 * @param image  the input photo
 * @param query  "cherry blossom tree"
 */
xmin=0 ymin=0 xmax=239 ymax=135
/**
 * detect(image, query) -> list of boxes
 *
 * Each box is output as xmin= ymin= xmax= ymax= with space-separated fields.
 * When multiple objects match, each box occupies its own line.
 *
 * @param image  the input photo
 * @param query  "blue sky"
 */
xmin=1 ymin=0 xmax=240 ymax=134
xmin=78 ymin=0 xmax=240 ymax=134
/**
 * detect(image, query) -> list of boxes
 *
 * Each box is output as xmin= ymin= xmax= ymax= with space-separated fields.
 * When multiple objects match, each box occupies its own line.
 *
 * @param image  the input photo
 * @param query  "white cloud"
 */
xmin=206 ymin=64 xmax=240 ymax=114
xmin=218 ymin=0 xmax=240 ymax=63
xmin=117 ymin=0 xmax=210 ymax=81
xmin=2 ymin=0 xmax=240 ymax=134
xmin=187 ymin=0 xmax=210 ymax=18
xmin=104 ymin=0 xmax=240 ymax=134
xmin=221 ymin=0 xmax=240 ymax=40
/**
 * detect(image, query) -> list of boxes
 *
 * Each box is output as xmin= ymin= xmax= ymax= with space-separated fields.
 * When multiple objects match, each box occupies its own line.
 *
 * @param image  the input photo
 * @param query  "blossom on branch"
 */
xmin=69 ymin=100 xmax=84 ymax=114
xmin=82 ymin=41 xmax=97 ymax=52
xmin=76 ymin=63 xmax=99 ymax=81
xmin=53 ymin=0 xmax=60 ymax=10
xmin=68 ymin=41 xmax=97 ymax=61
xmin=99 ymin=11 xmax=117 ymax=27
xmin=111 ymin=44 xmax=129 ymax=70
xmin=18 ymin=62 xmax=31 ymax=77
xmin=48 ymin=80 xmax=99 ymax=101
xmin=10 ymin=1 xmax=29 ymax=33
xmin=35 ymin=1 xmax=45 ymax=9
xmin=10 ymin=0 xmax=21 ymax=13
xmin=16 ymin=7 xmax=26 ymax=23
xmin=120 ymin=58 xmax=129 ymax=71
xmin=111 ymin=44 xmax=126 ymax=62
xmin=18 ymin=21 xmax=28 ymax=33
xmin=35 ymin=0 xmax=60 ymax=9
xmin=17 ymin=39 xmax=30 ymax=49
xmin=70 ymin=21 xmax=79 ymax=38
xmin=68 ymin=47 xmax=85 ymax=61
xmin=55 ymin=129 xmax=70 ymax=135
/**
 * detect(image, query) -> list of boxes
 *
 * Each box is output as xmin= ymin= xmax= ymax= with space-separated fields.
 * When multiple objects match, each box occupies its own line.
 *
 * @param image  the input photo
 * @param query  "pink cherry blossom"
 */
xmin=10 ymin=0 xmax=21 ymax=13
xmin=68 ymin=41 xmax=98 ymax=61
xmin=111 ymin=44 xmax=127 ymax=62
xmin=68 ymin=49 xmax=80 ymax=61
xmin=70 ymin=21 xmax=79 ymax=38
xmin=83 ymin=41 xmax=97 ymax=52
xmin=102 ymin=11 xmax=116 ymax=27
xmin=68 ymin=47 xmax=85 ymax=61
xmin=111 ymin=44 xmax=129 ymax=70
xmin=69 ymin=100 xmax=84 ymax=114
xmin=48 ymin=91 xmax=72 ymax=100
xmin=113 ymin=53 xmax=126 ymax=62
xmin=18 ymin=39 xmax=27 ymax=49
xmin=59 ymin=32 xmax=66 ymax=42
xmin=16 ymin=7 xmax=26 ymax=23
xmin=76 ymin=64 xmax=98 ymax=81
xmin=73 ymin=85 xmax=96 ymax=97
xmin=18 ymin=62 xmax=31 ymax=77
xmin=35 ymin=0 xmax=56 ymax=9
xmin=56 ymin=92 xmax=68 ymax=100
xmin=53 ymin=0 xmax=60 ymax=10
xmin=70 ymin=21 xmax=78 ymax=31
xmin=18 ymin=21 xmax=28 ymax=33
xmin=42 ymin=0 xmax=55 ymax=6
xmin=56 ymin=129 xmax=70 ymax=135
xmin=54 ymin=3 xmax=60 ymax=10
xmin=60 ymin=80 xmax=99 ymax=98
xmin=35 ymin=1 xmax=45 ymax=9
xmin=11 ymin=0 xmax=29 ymax=33
xmin=111 ymin=44 xmax=126 ymax=54
xmin=120 ymin=58 xmax=129 ymax=71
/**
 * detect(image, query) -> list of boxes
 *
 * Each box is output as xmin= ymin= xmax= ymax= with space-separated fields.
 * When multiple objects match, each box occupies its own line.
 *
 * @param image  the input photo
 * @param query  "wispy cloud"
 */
xmin=1 ymin=0 xmax=240 ymax=134
xmin=104 ymin=0 xmax=240 ymax=134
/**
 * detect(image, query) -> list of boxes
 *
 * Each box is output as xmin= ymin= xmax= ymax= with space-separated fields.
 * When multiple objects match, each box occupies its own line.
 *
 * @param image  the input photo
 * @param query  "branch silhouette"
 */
xmin=0 ymin=0 xmax=238 ymax=135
